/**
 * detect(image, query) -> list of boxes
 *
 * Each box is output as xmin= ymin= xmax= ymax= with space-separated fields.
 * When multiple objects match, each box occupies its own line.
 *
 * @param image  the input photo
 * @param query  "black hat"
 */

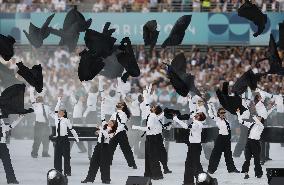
xmin=84 ymin=22 xmax=117 ymax=58
xmin=217 ymin=82 xmax=247 ymax=115
xmin=0 ymin=62 xmax=21 ymax=89
xmin=161 ymin=15 xmax=191 ymax=48
xmin=116 ymin=37 xmax=140 ymax=83
xmin=63 ymin=6 xmax=92 ymax=33
xmin=232 ymin=69 xmax=264 ymax=95
xmin=49 ymin=22 xmax=80 ymax=52
xmin=0 ymin=84 xmax=34 ymax=118
xmin=23 ymin=14 xmax=55 ymax=48
xmin=16 ymin=62 xmax=43 ymax=93
xmin=0 ymin=34 xmax=15 ymax=61
xmin=143 ymin=20 xmax=159 ymax=49
xmin=165 ymin=53 xmax=200 ymax=97
xmin=78 ymin=49 xmax=105 ymax=82
xmin=100 ymin=48 xmax=124 ymax=79
xmin=237 ymin=0 xmax=267 ymax=37
xmin=279 ymin=21 xmax=284 ymax=50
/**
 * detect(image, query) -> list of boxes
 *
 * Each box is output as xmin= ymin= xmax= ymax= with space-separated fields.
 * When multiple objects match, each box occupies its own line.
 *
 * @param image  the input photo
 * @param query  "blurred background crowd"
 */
xmin=0 ymin=0 xmax=284 ymax=13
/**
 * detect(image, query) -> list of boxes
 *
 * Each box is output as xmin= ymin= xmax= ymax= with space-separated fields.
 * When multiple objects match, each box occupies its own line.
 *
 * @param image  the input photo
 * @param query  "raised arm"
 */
xmin=236 ymin=110 xmax=253 ymax=128
xmin=2 ymin=115 xmax=25 ymax=132
xmin=66 ymin=119 xmax=79 ymax=142
xmin=173 ymin=116 xmax=188 ymax=129
xmin=29 ymin=86 xmax=36 ymax=104
xmin=207 ymin=103 xmax=217 ymax=121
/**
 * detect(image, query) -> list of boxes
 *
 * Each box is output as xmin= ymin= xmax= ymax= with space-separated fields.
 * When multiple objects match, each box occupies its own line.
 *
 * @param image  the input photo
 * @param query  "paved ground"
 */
xmin=1 ymin=140 xmax=284 ymax=185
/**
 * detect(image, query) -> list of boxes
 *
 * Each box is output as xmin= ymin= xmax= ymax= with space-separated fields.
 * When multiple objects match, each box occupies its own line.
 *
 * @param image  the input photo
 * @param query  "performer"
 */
xmin=70 ymin=94 xmax=87 ymax=153
xmin=233 ymin=90 xmax=252 ymax=157
xmin=82 ymin=82 xmax=100 ymax=159
xmin=0 ymin=115 xmax=24 ymax=184
xmin=254 ymin=89 xmax=275 ymax=164
xmin=50 ymin=96 xmax=79 ymax=176
xmin=236 ymin=109 xmax=264 ymax=179
xmin=108 ymin=101 xmax=137 ymax=169
xmin=173 ymin=111 xmax=206 ymax=185
xmin=81 ymin=119 xmax=118 ymax=184
xmin=132 ymin=105 xmax=165 ymax=180
xmin=207 ymin=105 xmax=239 ymax=174
xmin=30 ymin=87 xmax=51 ymax=158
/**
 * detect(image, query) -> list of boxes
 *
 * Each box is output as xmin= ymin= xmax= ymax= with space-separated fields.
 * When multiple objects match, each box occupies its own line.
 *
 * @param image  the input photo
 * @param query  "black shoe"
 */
xmin=81 ymin=179 xmax=94 ymax=183
xmin=260 ymin=161 xmax=265 ymax=165
xmin=65 ymin=173 xmax=71 ymax=176
xmin=102 ymin=180 xmax=110 ymax=184
xmin=31 ymin=153 xmax=38 ymax=158
xmin=164 ymin=169 xmax=172 ymax=174
xmin=132 ymin=164 xmax=137 ymax=169
xmin=244 ymin=174 xmax=249 ymax=179
xmin=152 ymin=176 xmax=163 ymax=180
xmin=265 ymin=157 xmax=272 ymax=161
xmin=229 ymin=169 xmax=240 ymax=173
xmin=7 ymin=180 xmax=19 ymax=184
xmin=256 ymin=174 xmax=262 ymax=178
xmin=42 ymin=153 xmax=51 ymax=157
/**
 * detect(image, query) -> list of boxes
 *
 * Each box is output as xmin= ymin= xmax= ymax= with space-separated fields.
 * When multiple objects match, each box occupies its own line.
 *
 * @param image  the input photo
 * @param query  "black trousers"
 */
xmin=84 ymin=143 xmax=111 ymax=182
xmin=31 ymin=122 xmax=50 ymax=156
xmin=144 ymin=135 xmax=163 ymax=178
xmin=242 ymin=139 xmax=263 ymax=176
xmin=156 ymin=134 xmax=169 ymax=171
xmin=109 ymin=130 xmax=136 ymax=167
xmin=54 ymin=136 xmax=71 ymax=175
xmin=184 ymin=143 xmax=203 ymax=184
xmin=0 ymin=144 xmax=17 ymax=183
xmin=70 ymin=118 xmax=87 ymax=152
xmin=233 ymin=124 xmax=248 ymax=157
xmin=208 ymin=135 xmax=237 ymax=173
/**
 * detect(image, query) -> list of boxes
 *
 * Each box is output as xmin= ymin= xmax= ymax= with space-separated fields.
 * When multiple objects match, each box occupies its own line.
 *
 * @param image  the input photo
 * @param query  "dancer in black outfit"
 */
xmin=173 ymin=112 xmax=206 ymax=185
xmin=0 ymin=115 xmax=24 ymax=184
xmin=236 ymin=109 xmax=264 ymax=179
xmin=108 ymin=102 xmax=137 ymax=169
xmin=81 ymin=119 xmax=118 ymax=184
xmin=51 ymin=97 xmax=79 ymax=176
xmin=207 ymin=105 xmax=239 ymax=174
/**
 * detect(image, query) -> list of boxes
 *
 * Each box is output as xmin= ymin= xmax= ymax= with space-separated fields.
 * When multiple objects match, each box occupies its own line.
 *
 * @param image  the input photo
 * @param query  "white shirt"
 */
xmin=73 ymin=101 xmax=84 ymax=119
xmin=272 ymin=95 xmax=284 ymax=113
xmin=110 ymin=110 xmax=128 ymax=133
xmin=0 ymin=117 xmax=23 ymax=143
xmin=97 ymin=126 xmax=113 ymax=144
xmin=132 ymin=112 xmax=163 ymax=135
xmin=173 ymin=116 xmax=203 ymax=143
xmin=128 ymin=100 xmax=141 ymax=117
xmin=50 ymin=99 xmax=79 ymax=141
xmin=30 ymin=87 xmax=50 ymax=123
xmin=140 ymin=101 xmax=151 ymax=120
xmin=101 ymin=92 xmax=121 ymax=116
xmin=237 ymin=114 xmax=264 ymax=141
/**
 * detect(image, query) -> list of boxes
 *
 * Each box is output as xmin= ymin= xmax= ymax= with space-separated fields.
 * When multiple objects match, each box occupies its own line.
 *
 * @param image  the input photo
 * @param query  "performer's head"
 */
xmin=116 ymin=102 xmax=131 ymax=119
xmin=151 ymin=105 xmax=163 ymax=115
xmin=107 ymin=119 xmax=118 ymax=134
xmin=58 ymin=109 xmax=68 ymax=118
xmin=194 ymin=112 xmax=206 ymax=122
xmin=254 ymin=94 xmax=262 ymax=104
xmin=138 ymin=94 xmax=144 ymax=103
xmin=36 ymin=96 xmax=43 ymax=103
xmin=256 ymin=115 xmax=265 ymax=124
xmin=217 ymin=108 xmax=226 ymax=119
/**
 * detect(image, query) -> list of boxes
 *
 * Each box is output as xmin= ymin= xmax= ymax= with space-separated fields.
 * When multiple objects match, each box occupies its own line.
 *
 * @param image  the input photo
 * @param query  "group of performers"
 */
xmin=1 ymin=81 xmax=283 ymax=185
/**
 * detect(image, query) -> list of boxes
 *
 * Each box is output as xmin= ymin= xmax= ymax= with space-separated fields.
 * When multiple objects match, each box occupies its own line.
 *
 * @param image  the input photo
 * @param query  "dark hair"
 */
xmin=154 ymin=105 xmax=163 ymax=115
xmin=121 ymin=102 xmax=131 ymax=119
xmin=108 ymin=120 xmax=118 ymax=134
xmin=260 ymin=117 xmax=265 ymax=124
xmin=198 ymin=112 xmax=206 ymax=121
xmin=138 ymin=94 xmax=143 ymax=103
xmin=109 ymin=90 xmax=116 ymax=97
xmin=217 ymin=108 xmax=225 ymax=117
xmin=254 ymin=94 xmax=261 ymax=104
xmin=63 ymin=110 xmax=68 ymax=118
